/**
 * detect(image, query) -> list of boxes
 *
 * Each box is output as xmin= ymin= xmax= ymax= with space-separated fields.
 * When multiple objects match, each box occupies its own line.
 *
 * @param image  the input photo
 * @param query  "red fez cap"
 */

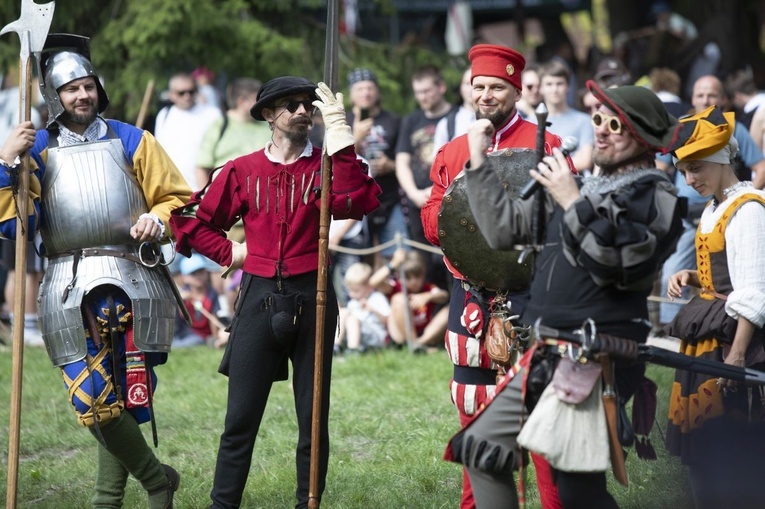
xmin=468 ymin=44 xmax=525 ymax=90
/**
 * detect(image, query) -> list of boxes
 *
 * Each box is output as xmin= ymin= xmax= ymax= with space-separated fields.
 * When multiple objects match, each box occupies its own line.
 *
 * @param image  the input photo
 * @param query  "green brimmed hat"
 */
xmin=586 ymin=80 xmax=680 ymax=154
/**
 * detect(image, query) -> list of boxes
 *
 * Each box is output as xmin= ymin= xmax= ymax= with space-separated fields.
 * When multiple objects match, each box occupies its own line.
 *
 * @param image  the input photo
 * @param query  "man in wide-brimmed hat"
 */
xmin=444 ymin=82 xmax=687 ymax=508
xmin=171 ymin=76 xmax=381 ymax=509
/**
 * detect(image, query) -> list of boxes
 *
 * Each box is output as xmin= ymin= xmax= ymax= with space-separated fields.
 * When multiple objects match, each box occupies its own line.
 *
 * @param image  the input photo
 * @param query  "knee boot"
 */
xmin=93 ymin=413 xmax=180 ymax=509
xmin=92 ymin=443 xmax=129 ymax=508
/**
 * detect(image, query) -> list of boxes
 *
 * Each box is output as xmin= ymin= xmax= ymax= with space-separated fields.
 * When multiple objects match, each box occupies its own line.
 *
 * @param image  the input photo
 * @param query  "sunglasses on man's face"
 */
xmin=174 ymin=89 xmax=197 ymax=97
xmin=279 ymin=99 xmax=315 ymax=114
xmin=591 ymin=111 xmax=623 ymax=135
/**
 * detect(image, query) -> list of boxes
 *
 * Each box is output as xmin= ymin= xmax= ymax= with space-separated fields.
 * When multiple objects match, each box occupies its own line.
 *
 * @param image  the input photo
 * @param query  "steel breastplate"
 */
xmin=37 ymin=136 xmax=176 ymax=367
xmin=40 ymin=137 xmax=148 ymax=256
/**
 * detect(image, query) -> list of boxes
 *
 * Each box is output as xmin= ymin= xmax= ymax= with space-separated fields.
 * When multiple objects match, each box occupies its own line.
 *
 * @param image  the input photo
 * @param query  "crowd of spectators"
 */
xmin=1 ymin=27 xmax=764 ymax=354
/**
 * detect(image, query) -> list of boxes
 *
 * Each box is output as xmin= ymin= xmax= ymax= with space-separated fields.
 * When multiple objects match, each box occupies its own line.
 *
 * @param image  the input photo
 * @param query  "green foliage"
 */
xmin=1 ymin=344 xmax=691 ymax=508
xmin=92 ymin=0 xmax=313 ymax=119
xmin=0 ymin=0 xmax=460 ymax=121
xmin=338 ymin=35 xmax=467 ymax=114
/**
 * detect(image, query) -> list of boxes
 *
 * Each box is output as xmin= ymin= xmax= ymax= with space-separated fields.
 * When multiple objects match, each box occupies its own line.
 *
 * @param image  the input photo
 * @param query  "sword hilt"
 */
xmin=533 ymin=319 xmax=639 ymax=360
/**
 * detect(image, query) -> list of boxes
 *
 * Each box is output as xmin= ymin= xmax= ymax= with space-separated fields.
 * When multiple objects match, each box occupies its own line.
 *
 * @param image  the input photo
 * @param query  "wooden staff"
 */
xmin=1 ymin=1 xmax=55 ymax=506
xmin=135 ymin=78 xmax=154 ymax=129
xmin=309 ymin=1 xmax=338 ymax=507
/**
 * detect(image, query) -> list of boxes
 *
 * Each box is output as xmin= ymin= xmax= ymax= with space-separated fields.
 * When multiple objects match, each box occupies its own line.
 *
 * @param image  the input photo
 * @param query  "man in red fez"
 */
xmin=421 ymin=43 xmax=572 ymax=509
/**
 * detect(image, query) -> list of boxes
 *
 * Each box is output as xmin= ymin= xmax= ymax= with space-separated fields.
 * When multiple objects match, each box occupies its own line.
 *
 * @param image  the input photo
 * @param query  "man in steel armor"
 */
xmin=421 ymin=43 xmax=572 ymax=509
xmin=447 ymin=82 xmax=686 ymax=508
xmin=0 ymin=34 xmax=191 ymax=508
xmin=170 ymin=76 xmax=380 ymax=509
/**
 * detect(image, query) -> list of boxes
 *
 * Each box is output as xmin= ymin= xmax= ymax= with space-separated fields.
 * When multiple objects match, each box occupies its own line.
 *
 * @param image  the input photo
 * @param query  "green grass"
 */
xmin=0 ymin=345 xmax=691 ymax=508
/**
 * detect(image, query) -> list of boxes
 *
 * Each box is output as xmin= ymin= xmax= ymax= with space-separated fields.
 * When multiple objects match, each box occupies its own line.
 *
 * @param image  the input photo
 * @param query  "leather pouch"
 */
xmin=264 ymin=291 xmax=303 ymax=345
xmin=486 ymin=312 xmax=511 ymax=365
xmin=552 ymin=357 xmax=602 ymax=404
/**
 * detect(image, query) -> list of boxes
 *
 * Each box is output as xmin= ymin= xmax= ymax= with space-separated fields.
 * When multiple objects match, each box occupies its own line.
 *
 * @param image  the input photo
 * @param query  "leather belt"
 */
xmin=50 ymin=247 xmax=155 ymax=303
xmin=50 ymin=247 xmax=145 ymax=265
xmin=453 ymin=365 xmax=499 ymax=386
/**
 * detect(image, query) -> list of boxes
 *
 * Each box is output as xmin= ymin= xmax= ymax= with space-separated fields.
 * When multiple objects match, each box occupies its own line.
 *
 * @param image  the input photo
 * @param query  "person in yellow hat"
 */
xmin=665 ymin=105 xmax=765 ymax=508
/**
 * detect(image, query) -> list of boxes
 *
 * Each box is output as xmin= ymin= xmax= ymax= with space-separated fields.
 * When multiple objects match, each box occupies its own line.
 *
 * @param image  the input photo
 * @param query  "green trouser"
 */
xmin=91 ymin=413 xmax=172 ymax=509
xmin=93 ymin=443 xmax=129 ymax=509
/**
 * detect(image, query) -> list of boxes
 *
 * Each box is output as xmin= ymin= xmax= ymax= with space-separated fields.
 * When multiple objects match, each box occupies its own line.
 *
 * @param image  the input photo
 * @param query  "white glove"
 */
xmin=313 ymin=82 xmax=354 ymax=156
xmin=221 ymin=241 xmax=247 ymax=278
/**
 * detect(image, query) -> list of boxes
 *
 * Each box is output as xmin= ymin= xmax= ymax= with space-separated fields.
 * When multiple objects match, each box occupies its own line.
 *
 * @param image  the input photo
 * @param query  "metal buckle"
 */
xmin=138 ymin=242 xmax=160 ymax=268
xmin=160 ymin=239 xmax=176 ymax=266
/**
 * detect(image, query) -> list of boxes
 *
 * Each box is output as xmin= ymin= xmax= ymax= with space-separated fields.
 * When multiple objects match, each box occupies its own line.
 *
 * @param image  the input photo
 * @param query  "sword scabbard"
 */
xmin=600 ymin=354 xmax=629 ymax=486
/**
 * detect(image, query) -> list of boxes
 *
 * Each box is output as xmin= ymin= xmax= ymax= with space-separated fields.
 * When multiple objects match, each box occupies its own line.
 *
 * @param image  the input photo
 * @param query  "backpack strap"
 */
xmin=446 ymin=107 xmax=459 ymax=142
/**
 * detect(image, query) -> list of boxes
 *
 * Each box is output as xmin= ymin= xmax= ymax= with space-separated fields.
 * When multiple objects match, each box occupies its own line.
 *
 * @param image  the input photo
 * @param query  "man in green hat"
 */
xmin=443 ymin=81 xmax=687 ymax=508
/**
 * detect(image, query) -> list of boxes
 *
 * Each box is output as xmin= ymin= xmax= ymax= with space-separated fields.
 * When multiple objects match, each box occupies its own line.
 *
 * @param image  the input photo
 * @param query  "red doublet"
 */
xmin=171 ymin=145 xmax=381 ymax=277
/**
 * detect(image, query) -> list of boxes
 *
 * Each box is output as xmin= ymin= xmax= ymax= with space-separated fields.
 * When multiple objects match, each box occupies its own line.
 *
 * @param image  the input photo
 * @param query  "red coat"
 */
xmin=171 ymin=145 xmax=381 ymax=277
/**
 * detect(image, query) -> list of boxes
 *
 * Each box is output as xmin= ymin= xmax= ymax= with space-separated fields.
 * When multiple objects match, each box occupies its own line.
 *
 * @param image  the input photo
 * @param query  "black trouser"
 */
xmin=555 ymin=471 xmax=618 ymax=509
xmin=210 ymin=271 xmax=337 ymax=509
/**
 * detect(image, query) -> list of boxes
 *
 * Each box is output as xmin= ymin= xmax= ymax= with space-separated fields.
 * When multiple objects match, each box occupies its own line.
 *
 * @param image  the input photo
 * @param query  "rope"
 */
xmin=328 ymin=233 xmax=691 ymax=307
xmin=328 ymin=235 xmax=443 ymax=256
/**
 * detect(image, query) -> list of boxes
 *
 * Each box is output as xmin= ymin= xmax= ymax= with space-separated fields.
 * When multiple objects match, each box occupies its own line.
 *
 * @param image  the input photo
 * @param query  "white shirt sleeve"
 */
xmin=725 ymin=201 xmax=765 ymax=327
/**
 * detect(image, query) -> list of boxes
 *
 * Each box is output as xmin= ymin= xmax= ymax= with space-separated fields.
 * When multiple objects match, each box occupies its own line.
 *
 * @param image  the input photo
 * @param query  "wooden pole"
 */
xmin=1 ymin=3 xmax=55 ymax=504
xmin=308 ymin=1 xmax=338 ymax=507
xmin=135 ymin=78 xmax=154 ymax=130
xmin=7 ymin=34 xmax=33 ymax=509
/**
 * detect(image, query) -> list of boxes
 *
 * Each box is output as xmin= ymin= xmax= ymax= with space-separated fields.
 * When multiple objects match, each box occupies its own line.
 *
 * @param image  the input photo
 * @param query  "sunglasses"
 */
xmin=279 ymin=99 xmax=315 ymax=113
xmin=173 ymin=89 xmax=197 ymax=96
xmin=591 ymin=111 xmax=623 ymax=134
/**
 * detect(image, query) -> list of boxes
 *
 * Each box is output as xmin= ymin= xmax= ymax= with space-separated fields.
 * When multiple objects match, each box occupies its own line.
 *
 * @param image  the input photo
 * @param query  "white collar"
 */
xmin=264 ymin=140 xmax=314 ymax=163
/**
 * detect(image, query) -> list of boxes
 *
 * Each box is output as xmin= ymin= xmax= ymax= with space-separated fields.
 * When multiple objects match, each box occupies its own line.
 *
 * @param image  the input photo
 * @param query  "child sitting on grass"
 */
xmin=174 ymin=254 xmax=224 ymax=348
xmin=370 ymin=248 xmax=449 ymax=352
xmin=335 ymin=262 xmax=391 ymax=354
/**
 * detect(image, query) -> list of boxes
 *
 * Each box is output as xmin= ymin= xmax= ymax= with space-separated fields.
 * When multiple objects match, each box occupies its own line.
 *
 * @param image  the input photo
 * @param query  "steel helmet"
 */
xmin=38 ymin=34 xmax=109 ymax=126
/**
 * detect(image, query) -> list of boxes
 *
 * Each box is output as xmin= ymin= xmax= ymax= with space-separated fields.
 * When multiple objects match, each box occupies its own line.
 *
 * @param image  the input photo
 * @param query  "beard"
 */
xmin=593 ymin=147 xmax=653 ymax=176
xmin=284 ymin=117 xmax=312 ymax=145
xmin=476 ymin=106 xmax=513 ymax=129
xmin=60 ymin=102 xmax=97 ymax=127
